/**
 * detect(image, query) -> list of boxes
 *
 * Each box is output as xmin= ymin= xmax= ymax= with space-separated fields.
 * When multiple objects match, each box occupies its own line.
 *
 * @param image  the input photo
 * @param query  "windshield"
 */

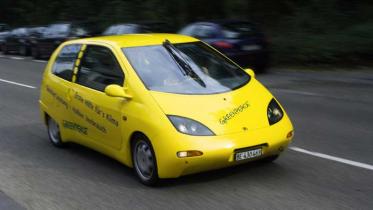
xmin=123 ymin=41 xmax=250 ymax=94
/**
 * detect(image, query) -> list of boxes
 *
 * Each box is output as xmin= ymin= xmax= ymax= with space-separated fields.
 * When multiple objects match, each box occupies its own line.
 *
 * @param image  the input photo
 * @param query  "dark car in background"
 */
xmin=0 ymin=23 xmax=10 ymax=52
xmin=0 ymin=30 xmax=10 ymax=52
xmin=31 ymin=22 xmax=90 ymax=59
xmin=103 ymin=22 xmax=170 ymax=35
xmin=179 ymin=20 xmax=269 ymax=72
xmin=2 ymin=26 xmax=45 ymax=56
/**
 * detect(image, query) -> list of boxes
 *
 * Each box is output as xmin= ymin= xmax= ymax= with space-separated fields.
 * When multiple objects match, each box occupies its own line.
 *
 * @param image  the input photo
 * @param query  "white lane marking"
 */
xmin=10 ymin=56 xmax=24 ymax=60
xmin=272 ymin=89 xmax=320 ymax=96
xmin=32 ymin=59 xmax=47 ymax=63
xmin=0 ymin=78 xmax=36 ymax=89
xmin=290 ymin=146 xmax=373 ymax=171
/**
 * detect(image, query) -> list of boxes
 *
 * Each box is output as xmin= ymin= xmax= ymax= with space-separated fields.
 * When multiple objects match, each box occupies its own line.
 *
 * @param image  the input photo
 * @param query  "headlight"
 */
xmin=168 ymin=115 xmax=215 ymax=136
xmin=267 ymin=99 xmax=284 ymax=125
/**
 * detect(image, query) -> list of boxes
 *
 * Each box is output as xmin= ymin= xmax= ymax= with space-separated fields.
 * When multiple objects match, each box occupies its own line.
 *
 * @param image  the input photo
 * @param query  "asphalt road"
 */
xmin=0 ymin=54 xmax=372 ymax=210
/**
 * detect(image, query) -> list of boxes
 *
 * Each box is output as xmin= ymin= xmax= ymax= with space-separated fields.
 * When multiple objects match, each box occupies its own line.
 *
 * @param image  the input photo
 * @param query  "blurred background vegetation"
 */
xmin=0 ymin=0 xmax=372 ymax=66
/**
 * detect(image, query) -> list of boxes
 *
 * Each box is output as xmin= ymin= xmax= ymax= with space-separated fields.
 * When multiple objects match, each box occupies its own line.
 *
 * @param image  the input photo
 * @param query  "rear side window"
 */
xmin=76 ymin=45 xmax=124 ymax=92
xmin=52 ymin=44 xmax=81 ymax=81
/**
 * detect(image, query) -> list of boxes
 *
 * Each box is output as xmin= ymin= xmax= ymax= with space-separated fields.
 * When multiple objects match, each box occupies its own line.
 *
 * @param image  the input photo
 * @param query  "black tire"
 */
xmin=132 ymin=134 xmax=159 ymax=186
xmin=47 ymin=117 xmax=65 ymax=148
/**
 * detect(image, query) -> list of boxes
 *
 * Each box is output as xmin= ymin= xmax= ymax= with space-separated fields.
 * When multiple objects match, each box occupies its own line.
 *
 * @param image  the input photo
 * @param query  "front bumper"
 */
xmin=154 ymin=117 xmax=293 ymax=178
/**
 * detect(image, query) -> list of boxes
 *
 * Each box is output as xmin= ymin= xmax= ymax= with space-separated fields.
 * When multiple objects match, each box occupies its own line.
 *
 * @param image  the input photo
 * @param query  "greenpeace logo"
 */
xmin=219 ymin=101 xmax=250 ymax=125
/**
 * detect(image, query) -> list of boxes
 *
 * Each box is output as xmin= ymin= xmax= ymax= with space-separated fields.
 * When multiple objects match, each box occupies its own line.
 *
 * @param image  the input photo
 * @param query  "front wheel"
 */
xmin=47 ymin=117 xmax=65 ymax=148
xmin=132 ymin=135 xmax=159 ymax=186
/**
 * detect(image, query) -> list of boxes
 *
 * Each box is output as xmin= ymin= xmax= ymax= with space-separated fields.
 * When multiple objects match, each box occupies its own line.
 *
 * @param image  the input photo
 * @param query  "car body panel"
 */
xmin=150 ymin=78 xmax=274 ymax=135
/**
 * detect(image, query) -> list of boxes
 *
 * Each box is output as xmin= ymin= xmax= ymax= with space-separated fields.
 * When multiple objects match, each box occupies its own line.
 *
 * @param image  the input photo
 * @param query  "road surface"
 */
xmin=0 ymin=54 xmax=372 ymax=210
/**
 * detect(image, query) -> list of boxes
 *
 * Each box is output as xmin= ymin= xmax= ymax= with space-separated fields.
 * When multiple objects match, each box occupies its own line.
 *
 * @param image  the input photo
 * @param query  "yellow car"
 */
xmin=39 ymin=34 xmax=293 ymax=185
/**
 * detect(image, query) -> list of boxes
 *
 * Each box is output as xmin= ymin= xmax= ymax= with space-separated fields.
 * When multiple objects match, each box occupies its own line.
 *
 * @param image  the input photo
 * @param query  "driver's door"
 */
xmin=69 ymin=44 xmax=125 ymax=150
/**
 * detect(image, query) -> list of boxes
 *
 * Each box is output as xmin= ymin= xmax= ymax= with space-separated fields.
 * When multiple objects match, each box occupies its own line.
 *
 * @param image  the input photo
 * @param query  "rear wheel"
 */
xmin=47 ymin=117 xmax=65 ymax=148
xmin=132 ymin=135 xmax=159 ymax=186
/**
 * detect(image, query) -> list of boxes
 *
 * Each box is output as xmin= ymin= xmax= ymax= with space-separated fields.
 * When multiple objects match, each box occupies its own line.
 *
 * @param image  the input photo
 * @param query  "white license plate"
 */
xmin=235 ymin=148 xmax=262 ymax=161
xmin=242 ymin=45 xmax=261 ymax=51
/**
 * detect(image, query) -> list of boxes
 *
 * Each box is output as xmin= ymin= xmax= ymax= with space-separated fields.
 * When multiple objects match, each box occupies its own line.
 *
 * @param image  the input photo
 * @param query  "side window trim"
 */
xmin=52 ymin=44 xmax=82 ymax=82
xmin=72 ymin=44 xmax=87 ymax=82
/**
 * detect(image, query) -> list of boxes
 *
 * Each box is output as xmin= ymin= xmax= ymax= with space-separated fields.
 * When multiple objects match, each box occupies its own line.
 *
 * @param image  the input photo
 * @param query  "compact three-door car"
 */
xmin=39 ymin=34 xmax=293 ymax=185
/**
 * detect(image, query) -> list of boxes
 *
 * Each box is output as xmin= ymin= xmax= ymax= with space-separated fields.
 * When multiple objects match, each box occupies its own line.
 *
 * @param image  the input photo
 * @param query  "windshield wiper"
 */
xmin=162 ymin=39 xmax=206 ymax=87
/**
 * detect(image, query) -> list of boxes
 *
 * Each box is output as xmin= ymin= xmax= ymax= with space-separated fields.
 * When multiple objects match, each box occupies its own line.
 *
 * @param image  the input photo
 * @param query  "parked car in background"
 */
xmin=32 ymin=23 xmax=90 ymax=59
xmin=0 ymin=30 xmax=10 ymax=52
xmin=103 ymin=22 xmax=170 ymax=35
xmin=179 ymin=20 xmax=270 ymax=72
xmin=2 ymin=26 xmax=45 ymax=56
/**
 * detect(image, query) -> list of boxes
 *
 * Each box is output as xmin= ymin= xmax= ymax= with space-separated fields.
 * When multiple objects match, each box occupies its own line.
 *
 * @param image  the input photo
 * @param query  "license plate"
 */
xmin=242 ymin=45 xmax=261 ymax=51
xmin=235 ymin=148 xmax=262 ymax=161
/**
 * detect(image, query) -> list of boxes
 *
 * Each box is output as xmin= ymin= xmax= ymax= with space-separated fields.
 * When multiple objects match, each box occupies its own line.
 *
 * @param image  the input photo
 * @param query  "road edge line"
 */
xmin=289 ymin=146 xmax=373 ymax=171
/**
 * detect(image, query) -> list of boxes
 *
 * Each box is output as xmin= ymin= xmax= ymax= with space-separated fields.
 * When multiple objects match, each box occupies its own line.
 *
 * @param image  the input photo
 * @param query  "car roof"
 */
xmin=66 ymin=33 xmax=198 ymax=48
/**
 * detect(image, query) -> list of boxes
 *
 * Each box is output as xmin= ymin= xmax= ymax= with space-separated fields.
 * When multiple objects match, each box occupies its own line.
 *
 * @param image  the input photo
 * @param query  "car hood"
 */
xmin=150 ymin=79 xmax=274 ymax=135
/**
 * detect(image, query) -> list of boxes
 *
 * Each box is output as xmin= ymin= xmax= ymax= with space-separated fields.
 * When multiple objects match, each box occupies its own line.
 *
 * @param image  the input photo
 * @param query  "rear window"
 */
xmin=222 ymin=22 xmax=258 ymax=38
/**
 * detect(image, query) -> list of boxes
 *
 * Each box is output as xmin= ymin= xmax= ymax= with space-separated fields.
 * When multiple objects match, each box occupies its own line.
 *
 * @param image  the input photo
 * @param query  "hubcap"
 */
xmin=134 ymin=141 xmax=154 ymax=180
xmin=48 ymin=119 xmax=60 ymax=144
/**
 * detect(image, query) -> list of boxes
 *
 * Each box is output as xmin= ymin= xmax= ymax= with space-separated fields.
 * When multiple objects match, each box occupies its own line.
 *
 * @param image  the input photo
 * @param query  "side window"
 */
xmin=194 ymin=25 xmax=217 ymax=38
xmin=52 ymin=44 xmax=81 ymax=81
xmin=71 ymin=26 xmax=87 ymax=36
xmin=103 ymin=26 xmax=116 ymax=35
xmin=179 ymin=25 xmax=196 ymax=36
xmin=76 ymin=45 xmax=124 ymax=92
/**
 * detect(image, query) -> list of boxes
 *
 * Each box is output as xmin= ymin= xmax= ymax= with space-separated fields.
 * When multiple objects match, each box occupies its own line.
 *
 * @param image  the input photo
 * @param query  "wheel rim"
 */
xmin=134 ymin=141 xmax=154 ymax=180
xmin=48 ymin=119 xmax=60 ymax=144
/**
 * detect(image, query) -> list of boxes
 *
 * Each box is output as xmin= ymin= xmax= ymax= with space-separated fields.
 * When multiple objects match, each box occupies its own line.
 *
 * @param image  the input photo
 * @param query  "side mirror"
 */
xmin=244 ymin=68 xmax=255 ymax=78
xmin=104 ymin=84 xmax=132 ymax=99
